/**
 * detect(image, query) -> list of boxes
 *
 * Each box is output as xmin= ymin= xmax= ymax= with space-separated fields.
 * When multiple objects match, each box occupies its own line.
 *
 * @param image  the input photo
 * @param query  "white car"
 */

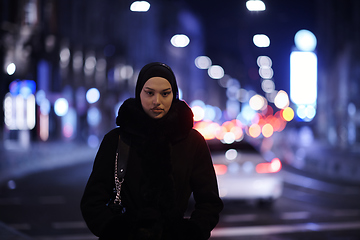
xmin=208 ymin=139 xmax=283 ymax=206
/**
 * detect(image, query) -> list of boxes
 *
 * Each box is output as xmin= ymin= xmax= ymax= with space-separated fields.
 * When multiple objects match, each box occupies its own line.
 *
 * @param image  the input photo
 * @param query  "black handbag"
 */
xmin=106 ymin=136 xmax=129 ymax=214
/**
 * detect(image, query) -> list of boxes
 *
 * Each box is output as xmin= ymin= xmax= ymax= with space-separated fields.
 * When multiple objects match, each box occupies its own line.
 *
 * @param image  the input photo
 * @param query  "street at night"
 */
xmin=1 ymin=0 xmax=360 ymax=239
xmin=0 ymin=141 xmax=360 ymax=239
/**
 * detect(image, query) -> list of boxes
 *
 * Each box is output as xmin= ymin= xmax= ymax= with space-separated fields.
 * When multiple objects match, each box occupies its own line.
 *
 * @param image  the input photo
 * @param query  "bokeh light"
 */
xmin=86 ymin=88 xmax=100 ymax=104
xmin=130 ymin=1 xmax=150 ymax=12
xmin=249 ymin=124 xmax=261 ymax=138
xmin=253 ymin=34 xmax=270 ymax=48
xmin=170 ymin=34 xmax=190 ymax=48
xmin=54 ymin=98 xmax=69 ymax=117
xmin=259 ymin=67 xmax=274 ymax=79
xmin=274 ymin=90 xmax=289 ymax=109
xmin=208 ymin=65 xmax=224 ymax=79
xmin=84 ymin=55 xmax=96 ymax=75
xmin=192 ymin=105 xmax=205 ymax=122
xmin=195 ymin=56 xmax=212 ymax=69
xmin=223 ymin=132 xmax=236 ymax=144
xmin=282 ymin=107 xmax=295 ymax=121
xmin=60 ymin=48 xmax=70 ymax=63
xmin=262 ymin=123 xmax=274 ymax=138
xmin=294 ymin=29 xmax=317 ymax=52
xmin=261 ymin=79 xmax=275 ymax=93
xmin=249 ymin=94 xmax=266 ymax=111
xmin=297 ymin=105 xmax=316 ymax=121
xmin=246 ymin=0 xmax=266 ymax=11
xmin=7 ymin=63 xmax=16 ymax=75
xmin=225 ymin=149 xmax=238 ymax=161
xmin=257 ymin=56 xmax=272 ymax=68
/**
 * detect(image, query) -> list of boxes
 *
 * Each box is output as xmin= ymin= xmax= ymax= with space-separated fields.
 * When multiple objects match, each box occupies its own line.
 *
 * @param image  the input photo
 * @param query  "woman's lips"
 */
xmin=151 ymin=108 xmax=163 ymax=113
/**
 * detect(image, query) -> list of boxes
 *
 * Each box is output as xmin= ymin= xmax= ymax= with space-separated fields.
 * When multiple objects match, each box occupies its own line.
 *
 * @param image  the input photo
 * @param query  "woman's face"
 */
xmin=140 ymin=77 xmax=173 ymax=119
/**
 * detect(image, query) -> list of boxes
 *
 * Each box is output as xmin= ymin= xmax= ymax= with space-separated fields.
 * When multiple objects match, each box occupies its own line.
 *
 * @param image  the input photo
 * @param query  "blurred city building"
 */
xmin=0 ymin=0 xmax=209 ymax=147
xmin=0 ymin=0 xmax=360 ymax=154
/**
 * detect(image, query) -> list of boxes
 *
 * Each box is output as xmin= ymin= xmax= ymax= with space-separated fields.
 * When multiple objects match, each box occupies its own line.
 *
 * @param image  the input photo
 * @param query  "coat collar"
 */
xmin=116 ymin=98 xmax=194 ymax=145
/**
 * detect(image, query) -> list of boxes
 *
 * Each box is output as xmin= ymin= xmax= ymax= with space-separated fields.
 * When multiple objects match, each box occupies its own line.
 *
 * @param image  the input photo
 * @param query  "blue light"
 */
xmin=54 ymin=98 xmax=69 ymax=117
xmin=294 ymin=30 xmax=317 ymax=52
xmin=86 ymin=88 xmax=100 ymax=104
xmin=9 ymin=80 xmax=36 ymax=97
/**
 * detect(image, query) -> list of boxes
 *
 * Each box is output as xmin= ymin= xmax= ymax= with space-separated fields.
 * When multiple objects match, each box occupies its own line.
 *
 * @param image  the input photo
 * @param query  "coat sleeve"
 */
xmin=80 ymin=129 xmax=128 ymax=237
xmin=187 ymin=130 xmax=224 ymax=239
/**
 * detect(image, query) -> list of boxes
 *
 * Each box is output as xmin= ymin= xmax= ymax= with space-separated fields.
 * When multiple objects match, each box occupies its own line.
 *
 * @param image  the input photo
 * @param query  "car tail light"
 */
xmin=255 ymin=158 xmax=282 ymax=173
xmin=213 ymin=164 xmax=227 ymax=175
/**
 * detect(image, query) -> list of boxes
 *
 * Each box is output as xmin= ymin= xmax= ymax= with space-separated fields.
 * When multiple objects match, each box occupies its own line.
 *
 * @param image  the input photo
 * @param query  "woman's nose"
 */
xmin=152 ymin=94 xmax=160 ymax=104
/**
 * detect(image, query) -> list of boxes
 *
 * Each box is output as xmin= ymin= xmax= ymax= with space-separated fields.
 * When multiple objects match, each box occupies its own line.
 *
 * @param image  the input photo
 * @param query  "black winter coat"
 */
xmin=81 ymin=99 xmax=223 ymax=239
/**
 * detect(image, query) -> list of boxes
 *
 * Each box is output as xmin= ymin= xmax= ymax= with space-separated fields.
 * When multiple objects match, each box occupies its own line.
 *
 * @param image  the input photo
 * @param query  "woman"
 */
xmin=81 ymin=62 xmax=223 ymax=239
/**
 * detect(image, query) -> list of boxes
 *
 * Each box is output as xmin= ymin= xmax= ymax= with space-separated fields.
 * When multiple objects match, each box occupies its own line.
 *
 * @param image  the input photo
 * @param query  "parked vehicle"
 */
xmin=208 ymin=139 xmax=283 ymax=206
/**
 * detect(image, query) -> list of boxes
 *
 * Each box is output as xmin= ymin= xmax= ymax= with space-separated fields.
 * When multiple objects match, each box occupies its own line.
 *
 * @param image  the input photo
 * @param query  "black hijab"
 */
xmin=135 ymin=62 xmax=179 ymax=104
xmin=116 ymin=62 xmax=193 ymax=144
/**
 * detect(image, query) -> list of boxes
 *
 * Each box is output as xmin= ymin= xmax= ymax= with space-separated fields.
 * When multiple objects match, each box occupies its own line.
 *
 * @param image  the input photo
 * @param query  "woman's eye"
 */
xmin=146 ymin=91 xmax=154 ymax=96
xmin=162 ymin=92 xmax=171 ymax=97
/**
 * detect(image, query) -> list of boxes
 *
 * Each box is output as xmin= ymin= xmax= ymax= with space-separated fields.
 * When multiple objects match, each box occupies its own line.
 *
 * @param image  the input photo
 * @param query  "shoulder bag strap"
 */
xmin=114 ymin=135 xmax=130 ymax=205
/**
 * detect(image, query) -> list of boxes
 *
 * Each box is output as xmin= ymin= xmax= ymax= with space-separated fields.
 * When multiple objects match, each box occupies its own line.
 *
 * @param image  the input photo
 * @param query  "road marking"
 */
xmin=211 ymin=221 xmax=360 ymax=237
xmin=280 ymin=211 xmax=310 ymax=220
xmin=39 ymin=196 xmax=66 ymax=204
xmin=222 ymin=214 xmax=258 ymax=222
xmin=52 ymin=221 xmax=88 ymax=230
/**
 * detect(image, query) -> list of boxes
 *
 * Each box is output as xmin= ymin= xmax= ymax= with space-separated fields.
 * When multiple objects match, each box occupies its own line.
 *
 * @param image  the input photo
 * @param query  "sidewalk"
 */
xmin=271 ymin=129 xmax=360 ymax=185
xmin=0 ymin=140 xmax=97 ymax=183
xmin=0 ymin=140 xmax=98 ymax=240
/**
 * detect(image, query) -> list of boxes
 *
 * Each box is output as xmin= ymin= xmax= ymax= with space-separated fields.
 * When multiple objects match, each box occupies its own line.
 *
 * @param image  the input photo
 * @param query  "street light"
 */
xmin=170 ymin=34 xmax=190 ymax=48
xmin=253 ymin=34 xmax=270 ymax=48
xmin=246 ymin=0 xmax=266 ymax=11
xmin=130 ymin=1 xmax=150 ymax=12
xmin=6 ymin=63 xmax=16 ymax=75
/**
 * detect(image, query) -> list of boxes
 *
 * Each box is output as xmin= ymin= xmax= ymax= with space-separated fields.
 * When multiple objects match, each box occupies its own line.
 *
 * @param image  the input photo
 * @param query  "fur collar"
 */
xmin=116 ymin=98 xmax=194 ymax=145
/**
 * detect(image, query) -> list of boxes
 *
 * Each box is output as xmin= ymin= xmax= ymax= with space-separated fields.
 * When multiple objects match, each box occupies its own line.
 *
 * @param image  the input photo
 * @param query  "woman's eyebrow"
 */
xmin=144 ymin=87 xmax=154 ymax=91
xmin=144 ymin=87 xmax=172 ymax=91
